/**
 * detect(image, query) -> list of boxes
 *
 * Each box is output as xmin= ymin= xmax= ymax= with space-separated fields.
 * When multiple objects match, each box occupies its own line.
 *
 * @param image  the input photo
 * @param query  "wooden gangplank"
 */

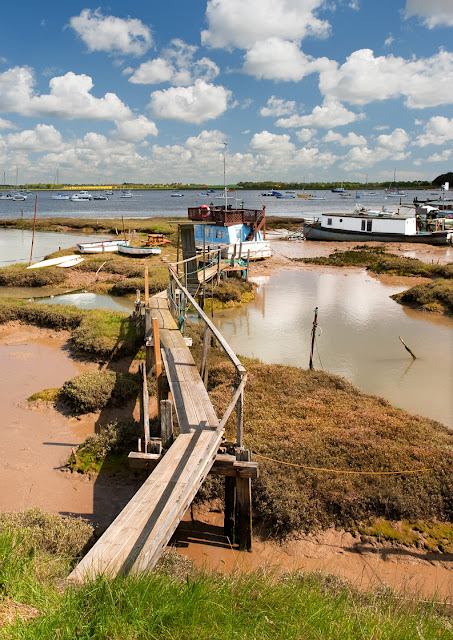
xmin=68 ymin=291 xmax=223 ymax=582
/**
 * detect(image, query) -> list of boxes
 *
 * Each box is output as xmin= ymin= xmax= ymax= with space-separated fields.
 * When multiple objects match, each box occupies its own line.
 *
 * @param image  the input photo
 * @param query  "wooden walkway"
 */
xmin=68 ymin=291 xmax=225 ymax=581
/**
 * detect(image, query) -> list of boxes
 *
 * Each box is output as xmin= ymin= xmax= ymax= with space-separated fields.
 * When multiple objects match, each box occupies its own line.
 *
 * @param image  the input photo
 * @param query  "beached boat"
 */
xmin=27 ymin=255 xmax=83 ymax=269
xmin=77 ymin=239 xmax=129 ymax=254
xmin=117 ymin=244 xmax=162 ymax=256
xmin=303 ymin=210 xmax=453 ymax=245
xmin=188 ymin=204 xmax=271 ymax=259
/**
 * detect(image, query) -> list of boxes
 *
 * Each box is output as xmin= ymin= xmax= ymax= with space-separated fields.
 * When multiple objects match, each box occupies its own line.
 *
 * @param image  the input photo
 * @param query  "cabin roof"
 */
xmin=321 ymin=211 xmax=413 ymax=220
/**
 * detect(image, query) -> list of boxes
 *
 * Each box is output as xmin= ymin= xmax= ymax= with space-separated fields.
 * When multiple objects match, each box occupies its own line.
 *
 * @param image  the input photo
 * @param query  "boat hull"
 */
xmin=220 ymin=240 xmax=272 ymax=260
xmin=303 ymin=224 xmax=453 ymax=245
xmin=118 ymin=245 xmax=162 ymax=256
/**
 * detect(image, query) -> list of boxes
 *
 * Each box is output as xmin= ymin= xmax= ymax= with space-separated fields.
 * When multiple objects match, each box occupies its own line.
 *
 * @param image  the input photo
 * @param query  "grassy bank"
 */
xmin=0 ymin=216 xmax=177 ymax=236
xmin=294 ymin=245 xmax=453 ymax=279
xmin=392 ymin=279 xmax=453 ymax=315
xmin=0 ymin=299 xmax=142 ymax=358
xmin=0 ymin=513 xmax=451 ymax=639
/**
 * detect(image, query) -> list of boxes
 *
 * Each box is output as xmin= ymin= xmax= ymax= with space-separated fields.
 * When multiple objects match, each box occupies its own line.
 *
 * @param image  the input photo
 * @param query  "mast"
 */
xmin=222 ymin=141 xmax=228 ymax=211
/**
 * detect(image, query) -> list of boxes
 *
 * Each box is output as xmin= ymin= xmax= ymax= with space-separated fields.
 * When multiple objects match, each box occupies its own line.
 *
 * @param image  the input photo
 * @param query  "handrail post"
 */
xmin=152 ymin=317 xmax=162 ymax=417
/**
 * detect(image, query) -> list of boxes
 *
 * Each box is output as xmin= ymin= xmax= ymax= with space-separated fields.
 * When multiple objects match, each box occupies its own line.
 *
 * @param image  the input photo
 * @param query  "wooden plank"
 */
xmin=128 ymin=452 xmax=259 ymax=478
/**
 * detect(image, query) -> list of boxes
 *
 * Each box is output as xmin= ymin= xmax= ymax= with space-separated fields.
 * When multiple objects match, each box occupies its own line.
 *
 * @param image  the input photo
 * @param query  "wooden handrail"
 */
xmin=170 ymin=247 xmax=222 ymax=267
xmin=168 ymin=266 xmax=246 ymax=375
xmin=218 ymin=374 xmax=247 ymax=431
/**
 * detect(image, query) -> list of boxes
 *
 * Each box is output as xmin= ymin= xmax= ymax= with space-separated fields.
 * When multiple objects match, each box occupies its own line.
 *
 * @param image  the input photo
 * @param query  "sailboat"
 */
xmin=386 ymin=169 xmax=407 ymax=197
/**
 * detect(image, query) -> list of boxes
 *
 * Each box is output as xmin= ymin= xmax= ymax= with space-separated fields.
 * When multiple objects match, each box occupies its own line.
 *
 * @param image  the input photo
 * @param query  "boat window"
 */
xmin=361 ymin=220 xmax=366 ymax=231
xmin=215 ymin=229 xmax=223 ymax=239
xmin=367 ymin=220 xmax=372 ymax=232
xmin=236 ymin=230 xmax=242 ymax=240
xmin=327 ymin=218 xmax=332 ymax=226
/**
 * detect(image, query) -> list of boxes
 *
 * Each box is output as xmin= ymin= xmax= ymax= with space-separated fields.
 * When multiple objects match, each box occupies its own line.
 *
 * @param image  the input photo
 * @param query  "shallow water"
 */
xmin=213 ymin=270 xmax=453 ymax=428
xmin=37 ymin=291 xmax=135 ymax=313
xmin=0 ymin=229 xmax=112 ymax=267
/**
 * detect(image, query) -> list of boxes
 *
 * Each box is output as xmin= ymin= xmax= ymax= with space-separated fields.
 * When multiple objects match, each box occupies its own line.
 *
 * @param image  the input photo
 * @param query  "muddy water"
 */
xmin=215 ymin=269 xmax=453 ymax=428
xmin=0 ymin=324 xmax=140 ymax=525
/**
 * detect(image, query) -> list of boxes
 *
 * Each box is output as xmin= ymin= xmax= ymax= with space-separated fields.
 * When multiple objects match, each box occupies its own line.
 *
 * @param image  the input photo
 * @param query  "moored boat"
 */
xmin=51 ymin=193 xmax=69 ymax=200
xmin=303 ymin=210 xmax=453 ymax=245
xmin=188 ymin=203 xmax=271 ymax=259
xmin=77 ymin=239 xmax=129 ymax=254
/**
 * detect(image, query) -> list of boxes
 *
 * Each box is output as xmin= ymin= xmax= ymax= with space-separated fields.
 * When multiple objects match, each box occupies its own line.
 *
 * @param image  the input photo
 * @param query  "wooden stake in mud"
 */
xmin=399 ymin=336 xmax=417 ymax=359
xmin=121 ymin=215 xmax=126 ymax=241
xmin=309 ymin=307 xmax=318 ymax=370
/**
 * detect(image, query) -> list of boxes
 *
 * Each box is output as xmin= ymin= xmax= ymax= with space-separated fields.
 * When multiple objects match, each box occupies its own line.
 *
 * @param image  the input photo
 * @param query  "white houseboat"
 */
xmin=188 ymin=204 xmax=271 ymax=259
xmin=303 ymin=210 xmax=453 ymax=245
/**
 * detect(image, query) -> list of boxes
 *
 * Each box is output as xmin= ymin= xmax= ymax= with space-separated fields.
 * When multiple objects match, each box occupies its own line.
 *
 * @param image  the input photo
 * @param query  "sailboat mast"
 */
xmin=222 ymin=142 xmax=227 ymax=211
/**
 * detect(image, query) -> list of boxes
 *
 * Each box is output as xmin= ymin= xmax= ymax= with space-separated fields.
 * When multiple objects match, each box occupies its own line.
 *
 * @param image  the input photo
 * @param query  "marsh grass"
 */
xmin=190 ymin=347 xmax=453 ymax=536
xmin=295 ymin=246 xmax=453 ymax=279
xmin=392 ymin=279 xmax=453 ymax=315
xmin=360 ymin=518 xmax=453 ymax=552
xmin=59 ymin=371 xmax=139 ymax=414
xmin=0 ymin=300 xmax=143 ymax=359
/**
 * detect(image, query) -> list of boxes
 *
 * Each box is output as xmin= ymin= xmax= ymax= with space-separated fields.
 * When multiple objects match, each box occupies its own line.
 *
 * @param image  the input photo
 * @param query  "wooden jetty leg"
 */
xmin=200 ymin=325 xmax=211 ymax=387
xmin=160 ymin=399 xmax=173 ymax=449
xmin=236 ymin=374 xmax=244 ymax=448
xmin=235 ymin=449 xmax=252 ymax=551
xmin=139 ymin=363 xmax=150 ymax=451
xmin=144 ymin=266 xmax=149 ymax=307
xmin=145 ymin=307 xmax=153 ymax=372
xmin=152 ymin=317 xmax=162 ymax=414
xmin=224 ymin=476 xmax=236 ymax=543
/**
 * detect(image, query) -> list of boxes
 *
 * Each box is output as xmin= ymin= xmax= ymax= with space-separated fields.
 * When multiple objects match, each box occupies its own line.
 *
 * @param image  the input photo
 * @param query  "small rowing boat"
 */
xmin=27 ymin=255 xmax=83 ymax=269
xmin=117 ymin=244 xmax=162 ymax=256
xmin=76 ymin=239 xmax=129 ymax=254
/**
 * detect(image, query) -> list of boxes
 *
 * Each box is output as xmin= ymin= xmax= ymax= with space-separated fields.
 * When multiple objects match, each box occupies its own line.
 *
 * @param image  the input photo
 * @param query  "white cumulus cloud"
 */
xmin=416 ymin=116 xmax=453 ymax=146
xmin=277 ymin=100 xmax=364 ymax=128
xmin=296 ymin=128 xmax=316 ymax=142
xmin=69 ymin=9 xmax=152 ymax=56
xmin=0 ymin=67 xmax=133 ymax=121
xmin=5 ymin=124 xmax=63 ymax=151
xmin=202 ymin=0 xmax=330 ymax=50
xmin=249 ymin=130 xmax=296 ymax=154
xmin=318 ymin=48 xmax=453 ymax=109
xmin=112 ymin=116 xmax=158 ymax=142
xmin=243 ymin=38 xmax=318 ymax=81
xmin=405 ymin=1 xmax=453 ymax=28
xmin=0 ymin=117 xmax=16 ymax=130
xmin=323 ymin=130 xmax=367 ymax=146
xmin=129 ymin=39 xmax=219 ymax=86
xmin=260 ymin=96 xmax=297 ymax=117
xmin=148 ymin=80 xmax=231 ymax=123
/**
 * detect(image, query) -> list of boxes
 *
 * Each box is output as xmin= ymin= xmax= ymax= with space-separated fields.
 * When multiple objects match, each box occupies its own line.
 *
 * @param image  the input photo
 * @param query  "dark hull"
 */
xmin=303 ymin=224 xmax=452 ymax=245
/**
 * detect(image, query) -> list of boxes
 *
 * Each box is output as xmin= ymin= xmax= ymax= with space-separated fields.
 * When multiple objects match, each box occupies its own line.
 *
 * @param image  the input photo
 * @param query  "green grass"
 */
xmin=59 ymin=371 xmax=139 ymax=414
xmin=294 ymin=246 xmax=453 ymax=279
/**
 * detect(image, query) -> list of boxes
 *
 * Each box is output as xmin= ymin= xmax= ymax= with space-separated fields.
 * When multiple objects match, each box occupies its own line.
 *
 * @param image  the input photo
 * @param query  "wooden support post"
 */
xmin=217 ymin=251 xmax=221 ymax=284
xmin=203 ymin=225 xmax=206 ymax=286
xmin=224 ymin=476 xmax=236 ymax=543
xmin=176 ymin=227 xmax=180 ymax=276
xmin=139 ymin=362 xmax=150 ymax=451
xmin=235 ymin=449 xmax=252 ymax=551
xmin=152 ymin=317 xmax=162 ymax=414
xmin=246 ymin=250 xmax=250 ymax=282
xmin=236 ymin=374 xmax=244 ymax=448
xmin=200 ymin=325 xmax=211 ymax=387
xmin=144 ymin=266 xmax=149 ymax=307
xmin=238 ymin=241 xmax=242 ymax=261
xmin=135 ymin=289 xmax=141 ymax=330
xmin=230 ymin=244 xmax=236 ymax=267
xmin=160 ymin=399 xmax=173 ymax=449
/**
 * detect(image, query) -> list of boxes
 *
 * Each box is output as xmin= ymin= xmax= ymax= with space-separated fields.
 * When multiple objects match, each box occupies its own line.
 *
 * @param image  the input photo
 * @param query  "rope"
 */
xmin=251 ymin=452 xmax=432 ymax=476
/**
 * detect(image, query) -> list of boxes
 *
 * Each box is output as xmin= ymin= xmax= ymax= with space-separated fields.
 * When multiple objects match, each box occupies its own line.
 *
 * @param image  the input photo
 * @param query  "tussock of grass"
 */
xmin=0 ymin=299 xmax=85 ymax=329
xmin=27 ymin=388 xmax=60 ymax=403
xmin=60 ymin=371 xmax=139 ymax=414
xmin=203 ymin=358 xmax=453 ymax=536
xmin=392 ymin=279 xmax=453 ymax=315
xmin=71 ymin=309 xmax=141 ymax=358
xmin=296 ymin=246 xmax=453 ymax=279
xmin=0 ymin=509 xmax=93 ymax=557
xmin=68 ymin=420 xmax=145 ymax=473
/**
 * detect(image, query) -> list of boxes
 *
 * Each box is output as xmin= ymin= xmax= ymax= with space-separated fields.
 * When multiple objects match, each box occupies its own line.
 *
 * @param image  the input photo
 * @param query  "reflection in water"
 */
xmin=37 ymin=292 xmax=135 ymax=313
xmin=215 ymin=270 xmax=453 ymax=428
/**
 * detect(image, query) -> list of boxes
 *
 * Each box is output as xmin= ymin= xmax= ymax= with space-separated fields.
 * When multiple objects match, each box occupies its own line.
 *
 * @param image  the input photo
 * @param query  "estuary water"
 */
xmin=0 ymin=188 xmax=438 ymax=221
xmin=214 ymin=270 xmax=453 ymax=429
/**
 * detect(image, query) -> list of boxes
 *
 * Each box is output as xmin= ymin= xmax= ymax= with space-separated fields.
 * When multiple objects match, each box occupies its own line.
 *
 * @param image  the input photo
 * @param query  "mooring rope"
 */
xmin=251 ymin=452 xmax=432 ymax=476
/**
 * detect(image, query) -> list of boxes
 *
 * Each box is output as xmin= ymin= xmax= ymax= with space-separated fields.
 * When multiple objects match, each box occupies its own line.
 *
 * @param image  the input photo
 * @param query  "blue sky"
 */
xmin=0 ymin=0 xmax=452 ymax=185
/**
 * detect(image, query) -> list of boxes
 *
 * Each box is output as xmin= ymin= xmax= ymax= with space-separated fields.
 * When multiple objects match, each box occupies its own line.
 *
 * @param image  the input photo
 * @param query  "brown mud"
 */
xmin=0 ymin=321 xmax=452 ymax=602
